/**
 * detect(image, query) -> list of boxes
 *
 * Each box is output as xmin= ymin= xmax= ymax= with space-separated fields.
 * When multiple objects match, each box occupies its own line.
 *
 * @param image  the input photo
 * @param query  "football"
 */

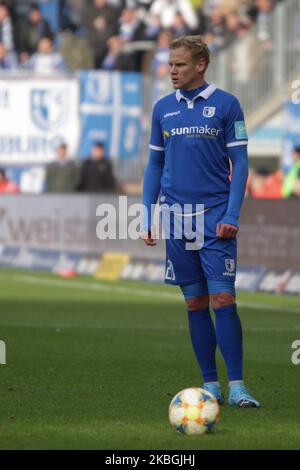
xmin=168 ymin=387 xmax=220 ymax=435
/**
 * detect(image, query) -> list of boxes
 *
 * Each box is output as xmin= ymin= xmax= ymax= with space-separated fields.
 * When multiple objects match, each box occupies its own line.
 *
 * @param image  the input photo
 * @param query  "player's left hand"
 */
xmin=140 ymin=226 xmax=157 ymax=246
xmin=216 ymin=223 xmax=239 ymax=239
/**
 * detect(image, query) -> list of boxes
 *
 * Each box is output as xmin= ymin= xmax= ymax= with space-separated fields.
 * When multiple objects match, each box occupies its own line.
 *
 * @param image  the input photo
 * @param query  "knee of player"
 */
xmin=210 ymin=292 xmax=235 ymax=310
xmin=186 ymin=295 xmax=210 ymax=311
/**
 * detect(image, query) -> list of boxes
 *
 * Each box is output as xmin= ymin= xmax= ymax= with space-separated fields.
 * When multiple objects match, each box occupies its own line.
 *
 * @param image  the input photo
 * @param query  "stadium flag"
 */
xmin=38 ymin=0 xmax=60 ymax=33
xmin=0 ymin=78 xmax=80 ymax=164
xmin=94 ymin=252 xmax=130 ymax=281
xmin=79 ymin=71 xmax=142 ymax=160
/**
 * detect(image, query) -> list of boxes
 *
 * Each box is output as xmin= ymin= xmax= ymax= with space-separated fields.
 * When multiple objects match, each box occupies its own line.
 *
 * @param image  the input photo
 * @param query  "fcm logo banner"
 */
xmin=31 ymin=89 xmax=68 ymax=131
xmin=0 ymin=79 xmax=79 ymax=164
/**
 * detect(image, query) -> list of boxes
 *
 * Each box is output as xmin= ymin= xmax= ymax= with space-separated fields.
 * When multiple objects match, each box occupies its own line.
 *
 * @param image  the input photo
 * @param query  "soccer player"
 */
xmin=141 ymin=35 xmax=260 ymax=407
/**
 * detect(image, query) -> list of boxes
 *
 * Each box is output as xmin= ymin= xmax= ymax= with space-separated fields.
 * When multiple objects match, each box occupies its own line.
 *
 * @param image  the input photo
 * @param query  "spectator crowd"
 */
xmin=0 ymin=141 xmax=123 ymax=194
xmin=0 ymin=0 xmax=285 ymax=73
xmin=1 ymin=0 xmax=299 ymax=199
xmin=1 ymin=141 xmax=300 ymax=198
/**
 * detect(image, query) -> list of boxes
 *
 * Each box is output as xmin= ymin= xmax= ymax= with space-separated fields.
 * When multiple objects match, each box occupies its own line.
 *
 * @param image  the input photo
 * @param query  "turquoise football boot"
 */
xmin=203 ymin=382 xmax=225 ymax=405
xmin=228 ymin=383 xmax=260 ymax=408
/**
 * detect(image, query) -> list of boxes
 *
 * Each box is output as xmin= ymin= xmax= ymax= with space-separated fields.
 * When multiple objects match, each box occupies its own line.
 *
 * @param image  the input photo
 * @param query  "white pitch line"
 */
xmin=0 ymin=321 xmax=298 ymax=333
xmin=0 ymin=274 xmax=180 ymax=300
xmin=1 ymin=273 xmax=300 ymax=315
xmin=0 ymin=322 xmax=187 ymax=331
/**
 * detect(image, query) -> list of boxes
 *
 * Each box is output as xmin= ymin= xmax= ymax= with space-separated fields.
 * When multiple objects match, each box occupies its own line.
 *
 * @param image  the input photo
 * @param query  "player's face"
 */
xmin=169 ymin=47 xmax=206 ymax=91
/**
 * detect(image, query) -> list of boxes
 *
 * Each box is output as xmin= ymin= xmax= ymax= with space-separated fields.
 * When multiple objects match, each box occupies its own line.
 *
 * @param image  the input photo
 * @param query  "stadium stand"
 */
xmin=0 ymin=0 xmax=296 ymax=194
xmin=0 ymin=0 xmax=300 ymax=295
xmin=0 ymin=1 xmax=286 ymax=72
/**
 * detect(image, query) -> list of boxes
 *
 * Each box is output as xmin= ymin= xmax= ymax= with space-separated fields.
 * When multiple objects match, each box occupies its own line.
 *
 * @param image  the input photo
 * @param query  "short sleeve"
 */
xmin=149 ymin=101 xmax=164 ymax=151
xmin=224 ymin=97 xmax=248 ymax=149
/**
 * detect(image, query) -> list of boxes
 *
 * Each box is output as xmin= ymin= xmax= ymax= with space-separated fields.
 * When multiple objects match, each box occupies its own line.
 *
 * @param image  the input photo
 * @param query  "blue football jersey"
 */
xmin=149 ymin=82 xmax=248 ymax=207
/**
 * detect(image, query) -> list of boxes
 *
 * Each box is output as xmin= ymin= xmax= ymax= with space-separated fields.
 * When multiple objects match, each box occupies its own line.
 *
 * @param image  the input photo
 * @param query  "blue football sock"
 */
xmin=188 ymin=307 xmax=218 ymax=383
xmin=214 ymin=303 xmax=243 ymax=381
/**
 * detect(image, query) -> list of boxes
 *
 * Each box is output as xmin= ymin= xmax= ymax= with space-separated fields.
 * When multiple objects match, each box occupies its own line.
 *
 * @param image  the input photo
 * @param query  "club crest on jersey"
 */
xmin=225 ymin=259 xmax=235 ymax=273
xmin=203 ymin=106 xmax=216 ymax=118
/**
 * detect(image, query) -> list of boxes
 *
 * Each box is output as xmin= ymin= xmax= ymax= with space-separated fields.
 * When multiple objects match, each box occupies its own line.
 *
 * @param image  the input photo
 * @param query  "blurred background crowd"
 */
xmin=0 ymin=0 xmax=299 ymax=200
xmin=0 ymin=0 xmax=286 ymax=73
xmin=1 ymin=141 xmax=300 ymax=199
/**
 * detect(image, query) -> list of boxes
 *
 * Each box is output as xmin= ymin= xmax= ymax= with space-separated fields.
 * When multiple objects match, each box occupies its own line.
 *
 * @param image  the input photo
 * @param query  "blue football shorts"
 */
xmin=162 ymin=201 xmax=237 ymax=286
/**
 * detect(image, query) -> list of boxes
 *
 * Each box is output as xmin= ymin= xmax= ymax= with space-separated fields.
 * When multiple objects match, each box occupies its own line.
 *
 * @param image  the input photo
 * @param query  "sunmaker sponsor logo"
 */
xmin=170 ymin=125 xmax=221 ymax=137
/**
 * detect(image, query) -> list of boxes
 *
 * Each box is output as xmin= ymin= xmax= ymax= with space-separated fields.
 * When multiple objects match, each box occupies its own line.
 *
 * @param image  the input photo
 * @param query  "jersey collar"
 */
xmin=175 ymin=82 xmax=217 ymax=108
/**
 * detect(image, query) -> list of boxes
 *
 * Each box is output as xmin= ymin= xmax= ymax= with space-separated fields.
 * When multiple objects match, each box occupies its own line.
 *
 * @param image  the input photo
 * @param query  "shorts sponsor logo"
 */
xmin=223 ymin=258 xmax=236 ymax=276
xmin=225 ymin=259 xmax=235 ymax=273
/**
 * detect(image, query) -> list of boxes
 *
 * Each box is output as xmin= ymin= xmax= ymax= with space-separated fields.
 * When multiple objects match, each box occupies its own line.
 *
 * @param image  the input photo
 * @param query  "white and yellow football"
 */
xmin=168 ymin=387 xmax=220 ymax=435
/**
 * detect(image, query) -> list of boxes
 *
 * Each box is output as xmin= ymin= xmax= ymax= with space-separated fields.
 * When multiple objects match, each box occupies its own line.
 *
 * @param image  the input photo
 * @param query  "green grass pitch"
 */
xmin=0 ymin=267 xmax=300 ymax=450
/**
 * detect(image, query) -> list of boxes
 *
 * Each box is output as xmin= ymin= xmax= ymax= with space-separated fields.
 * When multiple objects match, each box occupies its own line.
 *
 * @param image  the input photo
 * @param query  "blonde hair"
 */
xmin=170 ymin=35 xmax=210 ymax=70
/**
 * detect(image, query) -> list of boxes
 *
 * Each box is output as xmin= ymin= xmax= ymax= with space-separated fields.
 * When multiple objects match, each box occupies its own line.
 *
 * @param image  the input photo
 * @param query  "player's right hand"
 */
xmin=140 ymin=226 xmax=157 ymax=246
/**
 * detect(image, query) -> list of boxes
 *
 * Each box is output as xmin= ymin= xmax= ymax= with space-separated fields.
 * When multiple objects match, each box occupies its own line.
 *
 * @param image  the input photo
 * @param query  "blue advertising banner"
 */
xmin=0 ymin=246 xmax=20 ymax=267
xmin=79 ymin=71 xmax=142 ymax=160
xmin=0 ymin=246 xmax=82 ymax=273
xmin=235 ymin=266 xmax=266 ymax=292
xmin=11 ymin=247 xmax=60 ymax=271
